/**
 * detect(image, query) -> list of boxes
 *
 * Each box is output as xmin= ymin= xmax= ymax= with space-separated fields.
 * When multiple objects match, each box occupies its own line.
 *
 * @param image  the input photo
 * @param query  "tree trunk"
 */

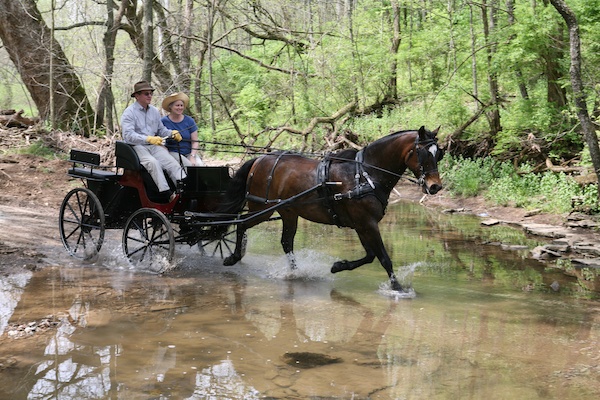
xmin=549 ymin=0 xmax=600 ymax=201
xmin=0 ymin=0 xmax=94 ymax=131
xmin=506 ymin=0 xmax=529 ymax=100
xmin=386 ymin=0 xmax=401 ymax=100
xmin=143 ymin=0 xmax=154 ymax=82
xmin=97 ymin=0 xmax=128 ymax=133
xmin=481 ymin=0 xmax=501 ymax=136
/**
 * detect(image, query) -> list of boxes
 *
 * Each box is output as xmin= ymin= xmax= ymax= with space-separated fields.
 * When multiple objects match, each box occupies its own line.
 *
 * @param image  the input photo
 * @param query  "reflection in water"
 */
xmin=186 ymin=359 xmax=260 ymax=399
xmin=1 ymin=201 xmax=600 ymax=398
xmin=29 ymin=319 xmax=111 ymax=399
xmin=0 ymin=271 xmax=31 ymax=335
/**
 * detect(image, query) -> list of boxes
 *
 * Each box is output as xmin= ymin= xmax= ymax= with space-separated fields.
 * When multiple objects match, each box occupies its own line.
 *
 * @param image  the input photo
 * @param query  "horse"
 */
xmin=218 ymin=126 xmax=444 ymax=291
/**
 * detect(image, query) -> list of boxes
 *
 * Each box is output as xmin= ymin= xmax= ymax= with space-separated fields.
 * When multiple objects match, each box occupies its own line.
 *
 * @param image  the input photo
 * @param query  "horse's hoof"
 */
xmin=391 ymin=281 xmax=403 ymax=292
xmin=331 ymin=260 xmax=347 ymax=273
xmin=223 ymin=255 xmax=240 ymax=266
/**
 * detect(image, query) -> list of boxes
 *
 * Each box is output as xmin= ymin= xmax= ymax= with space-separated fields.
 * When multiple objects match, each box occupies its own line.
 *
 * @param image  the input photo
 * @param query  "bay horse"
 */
xmin=218 ymin=126 xmax=443 ymax=291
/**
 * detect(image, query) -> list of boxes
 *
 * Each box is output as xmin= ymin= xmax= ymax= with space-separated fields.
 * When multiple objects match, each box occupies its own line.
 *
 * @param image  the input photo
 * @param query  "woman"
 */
xmin=161 ymin=92 xmax=203 ymax=166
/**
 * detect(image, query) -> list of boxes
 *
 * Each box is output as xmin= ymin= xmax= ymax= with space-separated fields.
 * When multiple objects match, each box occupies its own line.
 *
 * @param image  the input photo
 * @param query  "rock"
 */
xmin=572 ymin=259 xmax=600 ymax=268
xmin=524 ymin=209 xmax=542 ymax=217
xmin=572 ymin=244 xmax=600 ymax=257
xmin=545 ymin=243 xmax=570 ymax=253
xmin=481 ymin=219 xmax=500 ymax=226
xmin=566 ymin=220 xmax=600 ymax=228
xmin=522 ymin=223 xmax=568 ymax=238
xmin=501 ymin=244 xmax=529 ymax=251
xmin=442 ymin=207 xmax=469 ymax=214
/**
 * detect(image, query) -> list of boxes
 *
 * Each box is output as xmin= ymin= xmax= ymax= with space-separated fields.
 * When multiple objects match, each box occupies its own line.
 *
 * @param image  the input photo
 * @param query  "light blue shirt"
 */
xmin=121 ymin=102 xmax=172 ymax=145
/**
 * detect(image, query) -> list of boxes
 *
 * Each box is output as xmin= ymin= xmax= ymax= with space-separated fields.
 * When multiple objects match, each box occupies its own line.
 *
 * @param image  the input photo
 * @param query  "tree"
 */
xmin=549 ymin=0 xmax=600 ymax=201
xmin=0 ymin=0 xmax=94 ymax=131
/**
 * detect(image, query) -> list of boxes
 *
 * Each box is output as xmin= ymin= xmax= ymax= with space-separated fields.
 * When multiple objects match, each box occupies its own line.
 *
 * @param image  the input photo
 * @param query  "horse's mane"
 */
xmin=326 ymin=130 xmax=418 ymax=163
xmin=330 ymin=148 xmax=358 ymax=162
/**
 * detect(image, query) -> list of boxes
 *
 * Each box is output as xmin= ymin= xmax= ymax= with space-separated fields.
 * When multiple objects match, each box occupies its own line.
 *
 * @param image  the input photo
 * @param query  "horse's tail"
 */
xmin=217 ymin=157 xmax=257 ymax=214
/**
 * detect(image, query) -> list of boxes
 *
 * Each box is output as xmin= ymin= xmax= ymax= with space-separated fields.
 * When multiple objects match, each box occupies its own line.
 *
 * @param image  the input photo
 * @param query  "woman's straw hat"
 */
xmin=162 ymin=92 xmax=190 ymax=112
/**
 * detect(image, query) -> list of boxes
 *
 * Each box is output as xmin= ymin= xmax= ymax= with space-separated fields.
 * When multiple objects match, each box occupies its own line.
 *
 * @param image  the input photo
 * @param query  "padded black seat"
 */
xmin=115 ymin=141 xmax=141 ymax=171
xmin=67 ymin=149 xmax=119 ymax=181
xmin=115 ymin=140 xmax=173 ymax=202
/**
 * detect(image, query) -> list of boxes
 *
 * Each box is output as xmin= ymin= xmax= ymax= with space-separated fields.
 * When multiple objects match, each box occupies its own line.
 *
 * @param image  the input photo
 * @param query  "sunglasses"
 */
xmin=138 ymin=91 xmax=154 ymax=96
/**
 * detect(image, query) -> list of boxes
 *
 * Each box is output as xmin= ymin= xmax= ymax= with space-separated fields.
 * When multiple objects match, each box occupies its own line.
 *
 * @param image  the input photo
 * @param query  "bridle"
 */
xmin=350 ymin=133 xmax=441 ymax=190
xmin=409 ymin=135 xmax=441 ymax=188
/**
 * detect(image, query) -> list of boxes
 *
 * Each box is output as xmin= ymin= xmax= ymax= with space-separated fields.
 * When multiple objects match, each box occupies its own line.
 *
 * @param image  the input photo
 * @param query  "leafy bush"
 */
xmin=442 ymin=155 xmax=599 ymax=213
xmin=441 ymin=156 xmax=499 ymax=197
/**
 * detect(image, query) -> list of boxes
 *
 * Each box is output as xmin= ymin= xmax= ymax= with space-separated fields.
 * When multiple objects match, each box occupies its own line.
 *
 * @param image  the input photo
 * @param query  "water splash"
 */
xmin=377 ymin=261 xmax=425 ymax=300
xmin=264 ymin=249 xmax=336 ymax=281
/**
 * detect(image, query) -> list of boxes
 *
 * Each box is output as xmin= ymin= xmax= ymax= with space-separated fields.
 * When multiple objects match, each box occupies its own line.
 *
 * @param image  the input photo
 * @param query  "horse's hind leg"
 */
xmin=280 ymin=214 xmax=298 ymax=270
xmin=223 ymin=225 xmax=247 ymax=266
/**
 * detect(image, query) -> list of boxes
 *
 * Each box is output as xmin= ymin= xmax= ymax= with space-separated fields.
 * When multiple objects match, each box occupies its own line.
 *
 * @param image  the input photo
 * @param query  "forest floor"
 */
xmin=0 ymin=128 xmax=598 ymax=273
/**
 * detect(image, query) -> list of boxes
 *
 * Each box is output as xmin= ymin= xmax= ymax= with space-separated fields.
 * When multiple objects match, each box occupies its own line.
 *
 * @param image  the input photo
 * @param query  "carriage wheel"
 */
xmin=122 ymin=208 xmax=175 ymax=264
xmin=59 ymin=187 xmax=105 ymax=260
xmin=199 ymin=225 xmax=247 ymax=259
xmin=123 ymin=208 xmax=175 ymax=263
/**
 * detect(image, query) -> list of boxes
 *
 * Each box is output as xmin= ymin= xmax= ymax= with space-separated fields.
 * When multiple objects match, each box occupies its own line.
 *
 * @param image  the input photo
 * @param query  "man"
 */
xmin=121 ymin=81 xmax=186 ymax=202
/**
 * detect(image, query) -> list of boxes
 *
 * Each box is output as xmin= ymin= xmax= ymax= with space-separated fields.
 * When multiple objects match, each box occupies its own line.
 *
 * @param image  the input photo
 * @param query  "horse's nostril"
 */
xmin=428 ymin=184 xmax=442 ymax=194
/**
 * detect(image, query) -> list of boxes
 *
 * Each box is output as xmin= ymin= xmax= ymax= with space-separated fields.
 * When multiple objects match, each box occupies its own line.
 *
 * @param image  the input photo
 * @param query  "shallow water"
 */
xmin=1 ymin=201 xmax=599 ymax=399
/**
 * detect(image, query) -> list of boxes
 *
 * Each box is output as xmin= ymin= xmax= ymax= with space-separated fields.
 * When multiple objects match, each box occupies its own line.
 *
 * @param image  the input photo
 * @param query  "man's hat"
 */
xmin=162 ymin=92 xmax=190 ymax=112
xmin=131 ymin=81 xmax=155 ymax=97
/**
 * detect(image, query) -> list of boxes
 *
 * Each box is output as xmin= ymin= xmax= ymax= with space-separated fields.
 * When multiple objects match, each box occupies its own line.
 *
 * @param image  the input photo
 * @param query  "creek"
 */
xmin=1 ymin=201 xmax=599 ymax=399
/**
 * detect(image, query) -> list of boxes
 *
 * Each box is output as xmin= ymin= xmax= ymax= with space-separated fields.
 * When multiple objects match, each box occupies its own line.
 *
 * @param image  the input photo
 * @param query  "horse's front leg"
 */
xmin=359 ymin=228 xmax=402 ymax=292
xmin=331 ymin=250 xmax=376 ymax=273
xmin=331 ymin=225 xmax=402 ymax=292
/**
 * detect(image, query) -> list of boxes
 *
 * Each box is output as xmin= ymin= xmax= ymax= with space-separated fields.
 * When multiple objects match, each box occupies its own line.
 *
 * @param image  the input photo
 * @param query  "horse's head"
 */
xmin=407 ymin=126 xmax=444 ymax=195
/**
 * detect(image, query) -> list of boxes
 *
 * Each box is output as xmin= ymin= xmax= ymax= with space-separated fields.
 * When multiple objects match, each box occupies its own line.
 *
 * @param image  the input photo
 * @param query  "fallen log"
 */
xmin=0 ymin=109 xmax=39 ymax=128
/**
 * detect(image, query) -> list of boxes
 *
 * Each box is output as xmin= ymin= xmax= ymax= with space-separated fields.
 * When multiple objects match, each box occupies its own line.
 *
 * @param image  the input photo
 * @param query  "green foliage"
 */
xmin=442 ymin=155 xmax=598 ymax=214
xmin=16 ymin=140 xmax=56 ymax=159
xmin=441 ymin=155 xmax=501 ymax=197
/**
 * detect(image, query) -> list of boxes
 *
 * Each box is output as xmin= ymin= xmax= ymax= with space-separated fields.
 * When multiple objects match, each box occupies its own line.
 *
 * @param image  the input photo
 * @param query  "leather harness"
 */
xmin=317 ymin=149 xmax=388 ymax=227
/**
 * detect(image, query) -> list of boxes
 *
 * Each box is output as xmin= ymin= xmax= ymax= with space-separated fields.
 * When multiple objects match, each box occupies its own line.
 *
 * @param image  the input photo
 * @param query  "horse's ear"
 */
xmin=418 ymin=126 xmax=427 ymax=140
xmin=433 ymin=125 xmax=441 ymax=136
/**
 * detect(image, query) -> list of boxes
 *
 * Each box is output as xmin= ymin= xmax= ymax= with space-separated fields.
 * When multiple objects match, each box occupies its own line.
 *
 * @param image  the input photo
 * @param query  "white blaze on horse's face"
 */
xmin=429 ymin=144 xmax=438 ymax=158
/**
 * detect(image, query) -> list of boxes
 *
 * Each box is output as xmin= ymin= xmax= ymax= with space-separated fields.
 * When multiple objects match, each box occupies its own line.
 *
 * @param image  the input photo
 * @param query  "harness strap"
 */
xmin=253 ymin=152 xmax=289 ymax=203
xmin=317 ymin=156 xmax=342 ymax=226
xmin=267 ymin=152 xmax=287 ymax=200
xmin=318 ymin=151 xmax=389 ymax=227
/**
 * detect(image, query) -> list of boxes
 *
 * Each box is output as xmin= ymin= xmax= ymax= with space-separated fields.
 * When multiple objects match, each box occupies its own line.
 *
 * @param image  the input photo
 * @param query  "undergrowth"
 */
xmin=441 ymin=155 xmax=599 ymax=214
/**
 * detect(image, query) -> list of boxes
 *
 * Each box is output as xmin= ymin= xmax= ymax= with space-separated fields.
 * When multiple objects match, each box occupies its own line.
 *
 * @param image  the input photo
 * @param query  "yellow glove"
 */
xmin=146 ymin=136 xmax=164 ymax=145
xmin=171 ymin=130 xmax=182 ymax=142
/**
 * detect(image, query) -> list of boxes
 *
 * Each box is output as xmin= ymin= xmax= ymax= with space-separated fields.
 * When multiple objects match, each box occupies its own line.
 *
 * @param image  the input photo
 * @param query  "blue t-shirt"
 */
xmin=161 ymin=115 xmax=198 ymax=156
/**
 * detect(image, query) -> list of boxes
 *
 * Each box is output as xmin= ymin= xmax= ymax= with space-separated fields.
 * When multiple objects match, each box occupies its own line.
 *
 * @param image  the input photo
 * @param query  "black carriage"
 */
xmin=59 ymin=141 xmax=244 ymax=263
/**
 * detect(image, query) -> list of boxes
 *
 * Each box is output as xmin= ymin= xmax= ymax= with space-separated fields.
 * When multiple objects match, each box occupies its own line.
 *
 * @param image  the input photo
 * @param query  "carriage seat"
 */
xmin=115 ymin=140 xmax=175 ymax=202
xmin=67 ymin=149 xmax=119 ymax=181
xmin=115 ymin=140 xmax=141 ymax=171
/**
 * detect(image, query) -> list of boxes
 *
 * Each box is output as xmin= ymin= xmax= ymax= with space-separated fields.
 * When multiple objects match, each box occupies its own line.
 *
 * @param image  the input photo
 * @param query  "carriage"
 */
xmin=60 ymin=127 xmax=444 ymax=292
xmin=59 ymin=141 xmax=251 ymax=264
